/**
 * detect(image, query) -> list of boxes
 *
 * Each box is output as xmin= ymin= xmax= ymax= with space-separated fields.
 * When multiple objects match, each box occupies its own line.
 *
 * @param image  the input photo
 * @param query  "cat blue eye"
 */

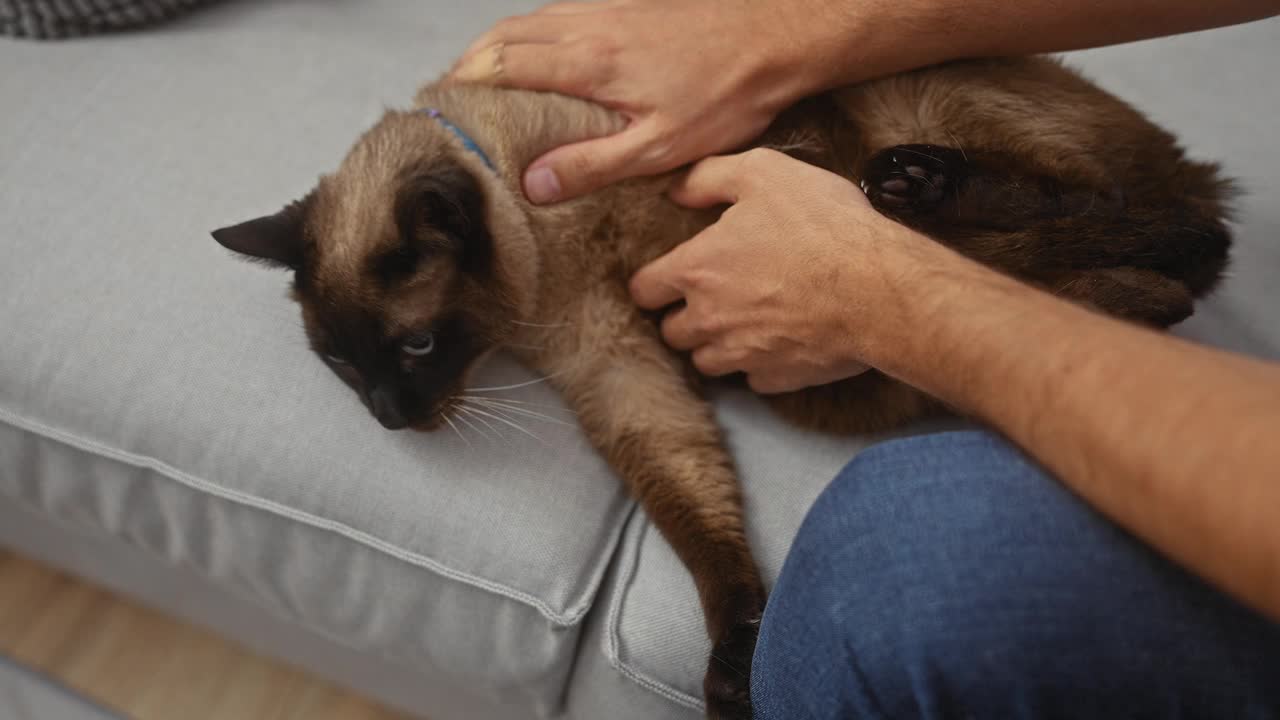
xmin=402 ymin=332 xmax=435 ymax=357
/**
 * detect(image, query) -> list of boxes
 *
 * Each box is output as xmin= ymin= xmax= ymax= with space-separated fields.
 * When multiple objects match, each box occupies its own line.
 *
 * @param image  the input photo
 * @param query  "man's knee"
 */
xmin=757 ymin=427 xmax=1187 ymax=712
xmin=769 ymin=433 xmax=1088 ymax=709
xmin=752 ymin=431 xmax=1267 ymax=718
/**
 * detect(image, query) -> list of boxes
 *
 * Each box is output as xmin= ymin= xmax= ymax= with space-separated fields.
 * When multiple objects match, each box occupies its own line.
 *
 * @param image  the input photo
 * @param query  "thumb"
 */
xmin=523 ymin=125 xmax=660 ymax=204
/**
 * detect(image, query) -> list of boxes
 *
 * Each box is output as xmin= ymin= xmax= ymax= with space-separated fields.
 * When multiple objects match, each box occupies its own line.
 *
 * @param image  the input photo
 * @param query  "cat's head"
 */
xmin=212 ymin=110 xmax=538 ymax=431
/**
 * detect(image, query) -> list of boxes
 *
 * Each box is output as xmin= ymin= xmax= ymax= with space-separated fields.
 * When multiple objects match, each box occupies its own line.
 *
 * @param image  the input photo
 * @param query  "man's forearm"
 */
xmin=863 ymin=232 xmax=1280 ymax=621
xmin=770 ymin=0 xmax=1280 ymax=94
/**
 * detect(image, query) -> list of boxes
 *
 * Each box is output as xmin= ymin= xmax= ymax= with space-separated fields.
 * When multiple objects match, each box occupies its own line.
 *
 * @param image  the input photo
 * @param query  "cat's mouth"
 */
xmin=406 ymin=397 xmax=463 ymax=433
xmin=361 ymin=390 xmax=456 ymax=433
xmin=410 ymin=414 xmax=448 ymax=432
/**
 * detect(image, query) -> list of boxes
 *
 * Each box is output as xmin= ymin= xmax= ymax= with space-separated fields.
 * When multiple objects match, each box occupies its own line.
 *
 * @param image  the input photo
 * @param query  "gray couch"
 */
xmin=1 ymin=3 xmax=1276 ymax=718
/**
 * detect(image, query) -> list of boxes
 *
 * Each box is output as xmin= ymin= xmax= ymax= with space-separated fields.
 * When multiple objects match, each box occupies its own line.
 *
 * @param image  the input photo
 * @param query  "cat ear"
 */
xmin=421 ymin=170 xmax=484 ymax=242
xmin=211 ymin=196 xmax=311 ymax=270
xmin=399 ymin=167 xmax=492 ymax=275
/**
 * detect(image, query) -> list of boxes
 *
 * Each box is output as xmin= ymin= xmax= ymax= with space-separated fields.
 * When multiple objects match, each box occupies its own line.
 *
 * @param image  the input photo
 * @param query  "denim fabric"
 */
xmin=752 ymin=431 xmax=1280 ymax=719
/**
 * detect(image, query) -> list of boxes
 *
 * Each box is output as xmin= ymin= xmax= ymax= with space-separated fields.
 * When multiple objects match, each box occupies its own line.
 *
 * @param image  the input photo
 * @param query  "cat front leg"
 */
xmin=543 ymin=291 xmax=764 ymax=720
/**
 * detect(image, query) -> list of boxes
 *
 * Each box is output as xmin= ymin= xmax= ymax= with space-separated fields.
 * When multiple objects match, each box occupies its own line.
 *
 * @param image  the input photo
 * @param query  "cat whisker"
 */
xmin=468 ymin=399 xmax=577 ymax=428
xmin=467 ymin=369 xmax=568 ymax=393
xmin=891 ymin=170 xmax=938 ymax=190
xmin=467 ymin=377 xmax=550 ymax=393
xmin=944 ymin=129 xmax=969 ymax=162
xmin=441 ymin=414 xmax=471 ymax=448
xmin=458 ymin=404 xmax=507 ymax=441
xmin=469 ymin=403 xmax=564 ymax=434
xmin=709 ymin=652 xmax=749 ymax=679
xmin=460 ymin=406 xmax=545 ymax=444
xmin=894 ymin=146 xmax=944 ymax=163
xmin=452 ymin=410 xmax=494 ymax=444
xmin=503 ymin=343 xmax=547 ymax=353
xmin=466 ymin=395 xmax=557 ymax=411
xmin=457 ymin=395 xmax=578 ymax=414
xmin=467 ymin=400 xmax=553 ymax=429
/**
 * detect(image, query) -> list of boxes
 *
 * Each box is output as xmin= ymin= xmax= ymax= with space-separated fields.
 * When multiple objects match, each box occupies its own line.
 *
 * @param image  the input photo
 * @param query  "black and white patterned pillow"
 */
xmin=0 ymin=0 xmax=222 ymax=39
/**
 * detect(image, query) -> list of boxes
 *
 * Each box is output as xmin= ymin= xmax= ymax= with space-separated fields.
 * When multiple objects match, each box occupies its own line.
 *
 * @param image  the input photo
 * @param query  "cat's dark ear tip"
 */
xmin=208 ymin=209 xmax=306 ymax=269
xmin=210 ymin=225 xmax=234 ymax=247
xmin=210 ymin=220 xmax=255 ymax=252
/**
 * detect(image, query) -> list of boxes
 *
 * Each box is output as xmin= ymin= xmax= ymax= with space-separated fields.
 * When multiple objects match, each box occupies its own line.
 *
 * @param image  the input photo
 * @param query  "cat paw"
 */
xmin=861 ymin=143 xmax=967 ymax=216
xmin=703 ymin=617 xmax=760 ymax=720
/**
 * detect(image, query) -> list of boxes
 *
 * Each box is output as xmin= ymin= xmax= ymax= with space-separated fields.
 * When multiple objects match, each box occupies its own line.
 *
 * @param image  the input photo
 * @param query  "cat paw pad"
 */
xmin=862 ymin=143 xmax=966 ymax=215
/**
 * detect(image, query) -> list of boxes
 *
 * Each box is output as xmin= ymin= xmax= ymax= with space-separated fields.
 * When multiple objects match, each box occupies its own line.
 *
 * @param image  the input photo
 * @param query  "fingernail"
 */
xmin=451 ymin=50 xmax=494 ymax=83
xmin=450 ymin=58 xmax=476 ymax=82
xmin=525 ymin=167 xmax=561 ymax=204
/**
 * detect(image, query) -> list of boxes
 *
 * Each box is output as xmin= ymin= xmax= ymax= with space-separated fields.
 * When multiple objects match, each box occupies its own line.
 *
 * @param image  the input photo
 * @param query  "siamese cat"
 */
xmin=212 ymin=56 xmax=1231 ymax=718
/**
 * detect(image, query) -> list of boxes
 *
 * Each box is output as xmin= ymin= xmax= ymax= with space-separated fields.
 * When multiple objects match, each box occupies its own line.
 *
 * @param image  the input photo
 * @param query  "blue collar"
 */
xmin=418 ymin=108 xmax=495 ymax=172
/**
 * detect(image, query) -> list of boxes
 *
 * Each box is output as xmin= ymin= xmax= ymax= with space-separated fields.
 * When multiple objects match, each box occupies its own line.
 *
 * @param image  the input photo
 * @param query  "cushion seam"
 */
xmin=606 ymin=517 xmax=705 ymax=712
xmin=1 ymin=493 xmax=438 ymax=668
xmin=0 ymin=403 xmax=590 ymax=626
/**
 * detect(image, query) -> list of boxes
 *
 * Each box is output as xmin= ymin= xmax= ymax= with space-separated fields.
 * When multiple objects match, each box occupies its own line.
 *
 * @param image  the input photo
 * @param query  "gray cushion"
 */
xmin=0 ymin=2 xmax=1277 ymax=719
xmin=0 ymin=1 xmax=644 ymax=716
xmin=0 ymin=2 xmax=890 ymax=717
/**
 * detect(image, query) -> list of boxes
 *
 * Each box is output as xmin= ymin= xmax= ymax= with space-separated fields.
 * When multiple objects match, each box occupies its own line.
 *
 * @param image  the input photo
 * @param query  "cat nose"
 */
xmin=370 ymin=385 xmax=409 ymax=430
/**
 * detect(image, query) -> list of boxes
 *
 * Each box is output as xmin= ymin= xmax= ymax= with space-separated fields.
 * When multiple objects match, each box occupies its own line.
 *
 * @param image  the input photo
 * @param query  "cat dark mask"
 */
xmin=212 ymin=118 xmax=511 ymax=431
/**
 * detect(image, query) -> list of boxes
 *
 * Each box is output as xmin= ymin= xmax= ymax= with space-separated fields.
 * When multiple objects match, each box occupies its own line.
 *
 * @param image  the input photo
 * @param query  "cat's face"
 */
xmin=213 ymin=112 xmax=525 ymax=431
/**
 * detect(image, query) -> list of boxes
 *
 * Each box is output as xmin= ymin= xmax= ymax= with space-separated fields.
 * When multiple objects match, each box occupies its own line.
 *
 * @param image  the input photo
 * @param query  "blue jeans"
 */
xmin=751 ymin=431 xmax=1280 ymax=719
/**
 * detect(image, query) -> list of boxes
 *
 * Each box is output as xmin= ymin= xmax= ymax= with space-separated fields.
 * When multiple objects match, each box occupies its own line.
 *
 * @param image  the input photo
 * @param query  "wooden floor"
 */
xmin=0 ymin=550 xmax=408 ymax=720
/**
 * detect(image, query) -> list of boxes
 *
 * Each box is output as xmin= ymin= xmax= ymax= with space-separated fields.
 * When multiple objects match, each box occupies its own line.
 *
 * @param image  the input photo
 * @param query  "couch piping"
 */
xmin=606 ymin=518 xmax=705 ymax=712
xmin=0 ymin=404 xmax=598 ymax=627
xmin=3 ymin=495 xmax=422 ymax=668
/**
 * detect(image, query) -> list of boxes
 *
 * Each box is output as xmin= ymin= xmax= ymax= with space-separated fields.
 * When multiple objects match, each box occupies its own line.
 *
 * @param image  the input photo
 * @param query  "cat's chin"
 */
xmin=410 ymin=416 xmax=447 ymax=433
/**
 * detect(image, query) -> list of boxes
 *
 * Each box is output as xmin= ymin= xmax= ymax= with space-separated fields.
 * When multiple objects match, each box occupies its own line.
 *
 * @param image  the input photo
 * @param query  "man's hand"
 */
xmin=450 ymin=0 xmax=1276 ymax=205
xmin=630 ymin=149 xmax=925 ymax=393
xmin=451 ymin=0 xmax=812 ymax=204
